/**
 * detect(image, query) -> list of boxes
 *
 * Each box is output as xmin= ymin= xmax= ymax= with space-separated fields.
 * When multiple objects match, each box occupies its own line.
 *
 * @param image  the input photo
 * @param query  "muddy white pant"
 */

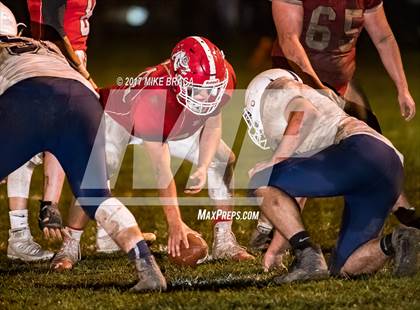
xmin=104 ymin=114 xmax=233 ymax=201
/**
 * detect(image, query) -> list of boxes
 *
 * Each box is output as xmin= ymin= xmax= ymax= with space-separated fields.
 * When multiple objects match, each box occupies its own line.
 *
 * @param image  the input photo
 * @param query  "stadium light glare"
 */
xmin=126 ymin=6 xmax=149 ymax=27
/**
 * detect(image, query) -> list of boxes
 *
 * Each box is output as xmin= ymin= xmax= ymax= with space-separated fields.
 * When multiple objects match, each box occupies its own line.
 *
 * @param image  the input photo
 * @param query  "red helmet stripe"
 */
xmin=191 ymin=36 xmax=216 ymax=79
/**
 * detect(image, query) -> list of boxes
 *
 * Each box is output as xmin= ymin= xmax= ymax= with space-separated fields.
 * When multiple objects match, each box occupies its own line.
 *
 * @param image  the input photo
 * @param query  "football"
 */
xmin=169 ymin=233 xmax=208 ymax=267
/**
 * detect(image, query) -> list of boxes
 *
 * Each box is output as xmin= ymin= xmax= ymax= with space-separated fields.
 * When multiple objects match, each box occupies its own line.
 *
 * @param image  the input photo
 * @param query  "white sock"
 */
xmin=67 ymin=227 xmax=83 ymax=242
xmin=257 ymin=219 xmax=273 ymax=232
xmin=9 ymin=209 xmax=29 ymax=230
xmin=214 ymin=221 xmax=232 ymax=231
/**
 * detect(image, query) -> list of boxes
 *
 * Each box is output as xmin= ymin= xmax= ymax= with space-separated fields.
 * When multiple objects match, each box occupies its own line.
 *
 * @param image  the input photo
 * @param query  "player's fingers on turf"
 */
xmin=182 ymin=230 xmax=189 ymax=249
xmin=175 ymin=240 xmax=181 ymax=257
xmin=49 ymin=228 xmax=58 ymax=240
xmin=55 ymin=228 xmax=63 ymax=241
xmin=170 ymin=237 xmax=180 ymax=257
xmin=43 ymin=227 xmax=50 ymax=239
xmin=168 ymin=238 xmax=173 ymax=256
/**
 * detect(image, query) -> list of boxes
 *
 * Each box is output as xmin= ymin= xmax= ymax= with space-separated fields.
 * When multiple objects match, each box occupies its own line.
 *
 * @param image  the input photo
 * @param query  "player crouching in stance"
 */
xmin=245 ymin=69 xmax=419 ymax=283
xmin=0 ymin=6 xmax=165 ymax=292
xmin=50 ymin=36 xmax=253 ymax=270
xmin=0 ymin=2 xmax=55 ymax=262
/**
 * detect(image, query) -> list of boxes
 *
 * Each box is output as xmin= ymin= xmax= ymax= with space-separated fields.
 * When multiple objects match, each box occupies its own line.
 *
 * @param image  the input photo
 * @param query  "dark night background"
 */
xmin=3 ymin=0 xmax=420 ymax=88
xmin=5 ymin=1 xmax=420 ymax=46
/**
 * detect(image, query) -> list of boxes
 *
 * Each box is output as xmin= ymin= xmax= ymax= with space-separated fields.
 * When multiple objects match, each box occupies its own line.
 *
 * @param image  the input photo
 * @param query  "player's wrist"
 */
xmin=196 ymin=164 xmax=208 ymax=172
xmin=167 ymin=217 xmax=183 ymax=228
xmin=397 ymin=86 xmax=409 ymax=97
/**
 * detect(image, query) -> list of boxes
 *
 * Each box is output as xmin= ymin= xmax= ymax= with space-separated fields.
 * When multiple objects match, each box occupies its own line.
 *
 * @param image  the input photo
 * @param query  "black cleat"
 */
xmin=392 ymin=227 xmax=420 ymax=277
xmin=274 ymin=245 xmax=329 ymax=284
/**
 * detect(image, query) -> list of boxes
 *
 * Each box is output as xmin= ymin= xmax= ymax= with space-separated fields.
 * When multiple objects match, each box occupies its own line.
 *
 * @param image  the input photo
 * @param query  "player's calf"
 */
xmin=339 ymin=227 xmax=420 ymax=277
xmin=94 ymin=198 xmax=166 ymax=292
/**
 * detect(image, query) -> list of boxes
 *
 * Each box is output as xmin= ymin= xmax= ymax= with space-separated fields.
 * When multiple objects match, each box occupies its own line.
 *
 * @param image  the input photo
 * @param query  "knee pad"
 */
xmin=7 ymin=161 xmax=36 ymax=198
xmin=94 ymin=198 xmax=138 ymax=238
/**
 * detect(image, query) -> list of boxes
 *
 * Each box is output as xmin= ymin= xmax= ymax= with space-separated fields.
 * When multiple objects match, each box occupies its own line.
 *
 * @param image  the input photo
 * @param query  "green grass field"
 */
xmin=0 ymin=42 xmax=420 ymax=309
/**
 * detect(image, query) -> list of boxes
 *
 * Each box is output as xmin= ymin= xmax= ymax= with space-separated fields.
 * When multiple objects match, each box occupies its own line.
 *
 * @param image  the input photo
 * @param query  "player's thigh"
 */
xmin=330 ymin=159 xmax=403 ymax=274
xmin=104 ymin=113 xmax=132 ymax=177
xmin=0 ymin=82 xmax=45 ymax=179
xmin=168 ymin=130 xmax=201 ymax=165
xmin=48 ymin=82 xmax=109 ymax=199
xmin=249 ymin=143 xmax=367 ymax=198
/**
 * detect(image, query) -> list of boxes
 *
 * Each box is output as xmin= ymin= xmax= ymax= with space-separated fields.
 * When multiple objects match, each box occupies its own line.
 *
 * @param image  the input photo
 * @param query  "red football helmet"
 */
xmin=170 ymin=36 xmax=228 ymax=116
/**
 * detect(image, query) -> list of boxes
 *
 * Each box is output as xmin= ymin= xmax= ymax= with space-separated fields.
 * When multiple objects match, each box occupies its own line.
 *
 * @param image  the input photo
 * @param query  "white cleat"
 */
xmin=96 ymin=233 xmax=121 ymax=254
xmin=51 ymin=231 xmax=81 ymax=272
xmin=96 ymin=230 xmax=157 ymax=254
xmin=212 ymin=222 xmax=255 ymax=262
xmin=7 ymin=228 xmax=54 ymax=262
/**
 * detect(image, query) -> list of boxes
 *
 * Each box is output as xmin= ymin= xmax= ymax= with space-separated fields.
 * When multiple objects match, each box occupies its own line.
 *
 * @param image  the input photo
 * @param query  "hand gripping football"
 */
xmin=169 ymin=233 xmax=208 ymax=267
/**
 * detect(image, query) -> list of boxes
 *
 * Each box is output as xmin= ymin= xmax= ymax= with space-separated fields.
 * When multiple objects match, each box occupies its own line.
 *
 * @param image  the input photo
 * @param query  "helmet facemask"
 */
xmin=170 ymin=36 xmax=230 ymax=116
xmin=242 ymin=107 xmax=270 ymax=150
xmin=176 ymin=70 xmax=228 ymax=116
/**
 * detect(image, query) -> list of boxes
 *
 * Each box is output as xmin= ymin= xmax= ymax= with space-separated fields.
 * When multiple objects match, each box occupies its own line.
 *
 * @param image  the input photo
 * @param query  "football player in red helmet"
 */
xmin=170 ymin=37 xmax=229 ymax=116
xmin=50 ymin=36 xmax=254 ymax=271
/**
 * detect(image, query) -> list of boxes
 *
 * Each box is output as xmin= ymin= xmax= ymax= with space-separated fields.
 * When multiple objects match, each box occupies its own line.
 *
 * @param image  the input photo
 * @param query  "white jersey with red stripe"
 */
xmin=0 ymin=35 xmax=96 ymax=96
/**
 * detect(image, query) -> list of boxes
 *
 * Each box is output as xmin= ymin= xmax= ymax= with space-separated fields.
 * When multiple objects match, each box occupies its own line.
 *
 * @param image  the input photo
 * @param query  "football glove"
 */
xmin=38 ymin=200 xmax=63 ymax=231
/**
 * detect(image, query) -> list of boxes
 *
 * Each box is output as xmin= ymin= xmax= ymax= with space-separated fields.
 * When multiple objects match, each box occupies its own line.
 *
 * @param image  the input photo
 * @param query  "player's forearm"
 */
xmin=197 ymin=115 xmax=222 ymax=169
xmin=272 ymin=102 xmax=318 ymax=162
xmin=364 ymin=7 xmax=409 ymax=94
xmin=54 ymin=36 xmax=82 ymax=68
xmin=144 ymin=141 xmax=181 ymax=223
xmin=272 ymin=0 xmax=324 ymax=90
xmin=160 ymin=180 xmax=183 ymax=226
xmin=375 ymin=35 xmax=409 ymax=93
xmin=54 ymin=36 xmax=94 ymax=83
xmin=198 ymin=126 xmax=221 ymax=169
xmin=280 ymin=37 xmax=325 ymax=90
